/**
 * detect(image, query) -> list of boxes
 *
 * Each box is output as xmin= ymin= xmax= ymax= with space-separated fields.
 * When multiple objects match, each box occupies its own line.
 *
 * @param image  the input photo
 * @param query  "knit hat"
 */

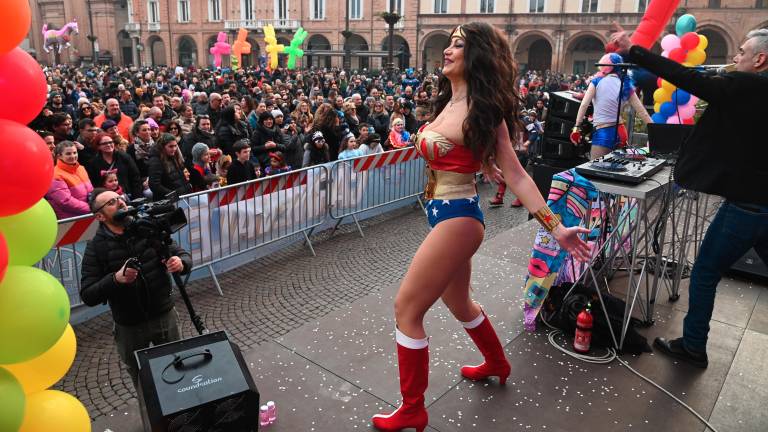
xmin=191 ymin=142 xmax=210 ymax=164
xmin=311 ymin=131 xmax=325 ymax=142
xmin=102 ymin=119 xmax=118 ymax=130
xmin=271 ymin=109 xmax=284 ymax=118
xmin=146 ymin=118 xmax=159 ymax=129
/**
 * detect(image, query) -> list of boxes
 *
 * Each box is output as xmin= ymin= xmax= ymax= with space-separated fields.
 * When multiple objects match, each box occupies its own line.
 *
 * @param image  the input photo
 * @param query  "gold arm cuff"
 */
xmin=533 ymin=206 xmax=561 ymax=232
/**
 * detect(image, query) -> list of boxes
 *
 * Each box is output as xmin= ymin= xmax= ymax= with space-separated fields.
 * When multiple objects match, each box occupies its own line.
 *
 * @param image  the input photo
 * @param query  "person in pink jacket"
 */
xmin=46 ymin=140 xmax=94 ymax=219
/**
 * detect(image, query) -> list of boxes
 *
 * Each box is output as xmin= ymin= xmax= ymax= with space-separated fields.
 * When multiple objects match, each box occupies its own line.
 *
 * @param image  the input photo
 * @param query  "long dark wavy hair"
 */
xmin=431 ymin=22 xmax=523 ymax=167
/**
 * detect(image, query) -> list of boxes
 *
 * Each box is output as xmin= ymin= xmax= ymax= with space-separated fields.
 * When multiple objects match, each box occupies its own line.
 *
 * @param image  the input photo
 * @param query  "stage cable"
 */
xmin=539 ymin=313 xmax=720 ymax=432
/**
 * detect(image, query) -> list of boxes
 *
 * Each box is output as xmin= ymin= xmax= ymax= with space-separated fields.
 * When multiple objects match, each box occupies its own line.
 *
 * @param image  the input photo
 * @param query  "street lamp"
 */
xmin=342 ymin=0 xmax=351 ymax=71
xmin=380 ymin=0 xmax=402 ymax=79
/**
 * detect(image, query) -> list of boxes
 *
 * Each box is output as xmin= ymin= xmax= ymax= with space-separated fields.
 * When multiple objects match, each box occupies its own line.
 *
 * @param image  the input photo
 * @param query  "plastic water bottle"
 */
xmin=267 ymin=400 xmax=277 ymax=423
xmin=259 ymin=405 xmax=270 ymax=427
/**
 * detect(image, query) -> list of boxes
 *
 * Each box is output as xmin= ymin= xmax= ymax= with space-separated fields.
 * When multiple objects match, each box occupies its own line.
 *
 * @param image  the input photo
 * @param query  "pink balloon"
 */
xmin=679 ymin=102 xmax=696 ymax=119
xmin=689 ymin=95 xmax=699 ymax=105
xmin=0 ymin=48 xmax=47 ymax=125
xmin=661 ymin=34 xmax=681 ymax=52
xmin=661 ymin=50 xmax=669 ymax=58
xmin=666 ymin=116 xmax=682 ymax=124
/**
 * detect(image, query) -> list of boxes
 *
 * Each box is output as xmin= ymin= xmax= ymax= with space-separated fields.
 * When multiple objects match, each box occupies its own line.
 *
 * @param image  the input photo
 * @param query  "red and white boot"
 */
xmin=460 ymin=311 xmax=511 ymax=384
xmin=372 ymin=329 xmax=429 ymax=432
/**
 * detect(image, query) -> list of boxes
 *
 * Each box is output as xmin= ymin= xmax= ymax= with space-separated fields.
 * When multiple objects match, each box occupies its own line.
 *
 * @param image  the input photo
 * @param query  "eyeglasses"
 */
xmin=88 ymin=128 xmax=100 ymax=133
xmin=93 ymin=195 xmax=125 ymax=213
xmin=82 ymin=106 xmax=92 ymax=110
xmin=169 ymin=127 xmax=179 ymax=131
xmin=99 ymin=140 xmax=114 ymax=146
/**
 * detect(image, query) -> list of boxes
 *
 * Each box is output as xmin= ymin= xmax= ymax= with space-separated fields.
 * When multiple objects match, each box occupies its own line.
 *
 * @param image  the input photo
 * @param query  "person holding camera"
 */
xmin=80 ymin=188 xmax=192 ymax=390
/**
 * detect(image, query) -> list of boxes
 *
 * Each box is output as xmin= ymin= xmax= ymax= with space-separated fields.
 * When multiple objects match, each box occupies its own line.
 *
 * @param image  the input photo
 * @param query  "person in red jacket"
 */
xmin=94 ymin=98 xmax=134 ymax=141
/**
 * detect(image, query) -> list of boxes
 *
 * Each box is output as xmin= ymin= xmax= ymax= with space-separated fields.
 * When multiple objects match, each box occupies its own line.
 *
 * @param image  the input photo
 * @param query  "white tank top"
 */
xmin=592 ymin=75 xmax=625 ymax=125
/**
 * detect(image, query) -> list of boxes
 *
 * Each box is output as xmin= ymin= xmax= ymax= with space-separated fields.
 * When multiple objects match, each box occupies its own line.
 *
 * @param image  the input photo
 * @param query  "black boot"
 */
xmin=654 ymin=337 xmax=708 ymax=368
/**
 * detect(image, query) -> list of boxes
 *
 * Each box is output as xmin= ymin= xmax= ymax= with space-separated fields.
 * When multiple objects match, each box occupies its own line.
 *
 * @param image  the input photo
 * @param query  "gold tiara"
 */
xmin=451 ymin=26 xmax=465 ymax=39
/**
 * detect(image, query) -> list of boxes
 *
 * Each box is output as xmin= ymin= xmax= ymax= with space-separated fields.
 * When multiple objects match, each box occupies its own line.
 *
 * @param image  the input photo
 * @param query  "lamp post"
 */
xmin=342 ymin=0 xmax=351 ymax=71
xmin=380 ymin=1 xmax=402 ymax=80
xmin=87 ymin=0 xmax=98 ymax=65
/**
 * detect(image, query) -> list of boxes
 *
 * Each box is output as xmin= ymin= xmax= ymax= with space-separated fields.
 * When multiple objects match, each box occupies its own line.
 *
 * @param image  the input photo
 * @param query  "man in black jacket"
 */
xmin=80 ymin=188 xmax=192 ymax=388
xmin=611 ymin=26 xmax=768 ymax=368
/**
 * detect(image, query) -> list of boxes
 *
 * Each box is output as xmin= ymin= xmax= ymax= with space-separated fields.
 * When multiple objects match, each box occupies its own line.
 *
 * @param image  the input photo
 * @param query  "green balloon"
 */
xmin=0 ymin=199 xmax=57 ymax=266
xmin=0 ymin=367 xmax=25 ymax=431
xmin=0 ymin=266 xmax=70 ymax=364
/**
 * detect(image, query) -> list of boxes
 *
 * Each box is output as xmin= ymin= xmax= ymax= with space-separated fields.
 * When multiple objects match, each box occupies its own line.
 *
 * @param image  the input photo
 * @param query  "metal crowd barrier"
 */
xmin=328 ymin=147 xmax=426 ymax=237
xmin=43 ymin=149 xmax=427 ymax=311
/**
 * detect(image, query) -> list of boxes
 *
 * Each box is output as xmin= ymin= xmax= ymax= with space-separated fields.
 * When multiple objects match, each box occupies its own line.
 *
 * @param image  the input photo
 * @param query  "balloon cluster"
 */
xmin=651 ymin=14 xmax=707 ymax=125
xmin=0 ymin=1 xmax=90 ymax=431
xmin=263 ymin=25 xmax=307 ymax=71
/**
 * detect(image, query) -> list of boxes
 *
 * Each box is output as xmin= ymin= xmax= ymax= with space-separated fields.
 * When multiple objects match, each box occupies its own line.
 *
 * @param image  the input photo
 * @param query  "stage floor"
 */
xmin=90 ymin=216 xmax=768 ymax=432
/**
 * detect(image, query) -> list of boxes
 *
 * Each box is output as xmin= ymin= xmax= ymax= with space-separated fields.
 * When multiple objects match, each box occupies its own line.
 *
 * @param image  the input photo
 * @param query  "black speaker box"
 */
xmin=531 ymin=157 xmax=585 ymax=201
xmin=541 ymin=136 xmax=585 ymax=160
xmin=544 ymin=116 xmax=576 ymax=140
xmin=548 ymin=91 xmax=587 ymax=121
xmin=730 ymin=248 xmax=768 ymax=281
xmin=135 ymin=331 xmax=260 ymax=432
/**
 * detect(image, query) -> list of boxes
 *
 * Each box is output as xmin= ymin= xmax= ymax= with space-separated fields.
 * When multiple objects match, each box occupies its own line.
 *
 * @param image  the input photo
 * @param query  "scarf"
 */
xmin=133 ymin=136 xmax=153 ymax=160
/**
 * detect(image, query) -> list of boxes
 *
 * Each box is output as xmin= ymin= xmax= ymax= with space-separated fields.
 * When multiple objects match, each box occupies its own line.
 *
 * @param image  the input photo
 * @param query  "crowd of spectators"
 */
xmin=33 ymin=63 xmax=579 ymax=219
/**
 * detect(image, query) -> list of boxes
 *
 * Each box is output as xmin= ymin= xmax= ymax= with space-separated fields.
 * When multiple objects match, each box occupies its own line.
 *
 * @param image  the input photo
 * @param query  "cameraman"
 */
xmin=80 ymin=188 xmax=192 ymax=389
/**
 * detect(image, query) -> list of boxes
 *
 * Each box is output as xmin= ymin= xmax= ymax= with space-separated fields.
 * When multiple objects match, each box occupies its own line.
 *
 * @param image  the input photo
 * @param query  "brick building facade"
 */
xmin=26 ymin=0 xmax=768 ymax=73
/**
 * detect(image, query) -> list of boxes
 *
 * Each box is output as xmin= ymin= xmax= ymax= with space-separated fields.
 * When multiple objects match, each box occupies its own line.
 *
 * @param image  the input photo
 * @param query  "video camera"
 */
xmin=114 ymin=193 xmax=187 ymax=241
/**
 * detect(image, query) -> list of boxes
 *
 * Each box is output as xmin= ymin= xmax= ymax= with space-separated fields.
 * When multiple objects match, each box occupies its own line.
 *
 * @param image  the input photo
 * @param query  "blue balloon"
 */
xmin=660 ymin=101 xmax=677 ymax=117
xmin=652 ymin=112 xmax=668 ymax=124
xmin=676 ymin=14 xmax=697 ymax=37
xmin=673 ymin=89 xmax=691 ymax=106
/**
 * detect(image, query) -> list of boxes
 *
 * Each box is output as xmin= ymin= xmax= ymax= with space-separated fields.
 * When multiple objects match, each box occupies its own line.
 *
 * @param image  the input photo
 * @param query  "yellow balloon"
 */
xmin=2 ymin=325 xmax=76 ymax=395
xmin=653 ymin=88 xmax=671 ymax=104
xmin=686 ymin=49 xmax=706 ymax=66
xmin=660 ymin=79 xmax=676 ymax=92
xmin=19 ymin=390 xmax=90 ymax=432
xmin=654 ymin=102 xmax=661 ymax=113
xmin=698 ymin=34 xmax=709 ymax=51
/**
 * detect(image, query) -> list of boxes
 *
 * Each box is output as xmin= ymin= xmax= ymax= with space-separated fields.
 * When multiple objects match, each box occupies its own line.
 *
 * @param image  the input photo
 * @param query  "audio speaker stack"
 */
xmin=540 ymin=91 xmax=591 ymax=161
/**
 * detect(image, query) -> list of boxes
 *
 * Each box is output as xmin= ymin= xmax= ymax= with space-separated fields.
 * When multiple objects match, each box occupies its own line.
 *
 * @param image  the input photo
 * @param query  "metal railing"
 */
xmin=43 ymin=151 xmax=427 ymax=311
xmin=329 ymin=147 xmax=425 ymax=237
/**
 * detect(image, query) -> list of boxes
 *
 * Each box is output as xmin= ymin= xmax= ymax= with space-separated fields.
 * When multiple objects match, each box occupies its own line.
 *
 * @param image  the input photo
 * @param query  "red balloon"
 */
xmin=683 ymin=117 xmax=695 ymax=125
xmin=0 ymin=48 xmax=47 ymax=125
xmin=680 ymin=32 xmax=700 ymax=51
xmin=656 ymin=77 xmax=663 ymax=88
xmin=669 ymin=48 xmax=687 ymax=63
xmin=0 ymin=232 xmax=7 ymax=283
xmin=0 ymin=120 xmax=54 ymax=216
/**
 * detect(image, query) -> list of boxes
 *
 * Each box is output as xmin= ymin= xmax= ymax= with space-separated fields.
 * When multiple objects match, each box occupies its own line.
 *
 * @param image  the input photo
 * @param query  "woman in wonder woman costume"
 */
xmin=371 ymin=22 xmax=592 ymax=432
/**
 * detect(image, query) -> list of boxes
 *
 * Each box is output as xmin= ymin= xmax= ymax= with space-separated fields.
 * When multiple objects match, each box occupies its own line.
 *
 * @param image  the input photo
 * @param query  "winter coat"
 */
xmin=86 ymin=151 xmax=143 ymax=200
xmin=45 ymin=159 xmax=94 ymax=219
xmin=251 ymin=123 xmax=286 ymax=168
xmin=79 ymin=223 xmax=191 ymax=326
xmin=147 ymin=147 xmax=192 ymax=200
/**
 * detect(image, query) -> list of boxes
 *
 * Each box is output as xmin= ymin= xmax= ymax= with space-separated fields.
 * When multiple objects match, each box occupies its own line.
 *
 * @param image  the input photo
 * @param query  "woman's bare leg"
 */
xmin=440 ymin=260 xmax=482 ymax=322
xmin=394 ymin=217 xmax=484 ymax=338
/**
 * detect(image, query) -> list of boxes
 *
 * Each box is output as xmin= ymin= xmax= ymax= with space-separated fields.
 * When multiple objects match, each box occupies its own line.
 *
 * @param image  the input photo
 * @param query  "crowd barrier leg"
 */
xmin=207 ymin=264 xmax=224 ymax=297
xmin=303 ymin=228 xmax=317 ymax=257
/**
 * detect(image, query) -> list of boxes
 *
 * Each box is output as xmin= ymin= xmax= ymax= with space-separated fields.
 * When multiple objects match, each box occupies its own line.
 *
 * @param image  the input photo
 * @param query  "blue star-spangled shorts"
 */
xmin=425 ymin=195 xmax=484 ymax=228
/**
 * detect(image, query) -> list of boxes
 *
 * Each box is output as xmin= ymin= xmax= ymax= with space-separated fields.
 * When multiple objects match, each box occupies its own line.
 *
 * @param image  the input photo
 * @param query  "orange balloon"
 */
xmin=0 ymin=1 xmax=31 ymax=54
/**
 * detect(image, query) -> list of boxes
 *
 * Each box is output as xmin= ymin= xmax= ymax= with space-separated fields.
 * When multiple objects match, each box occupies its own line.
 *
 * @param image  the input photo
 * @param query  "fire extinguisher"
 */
xmin=573 ymin=303 xmax=593 ymax=353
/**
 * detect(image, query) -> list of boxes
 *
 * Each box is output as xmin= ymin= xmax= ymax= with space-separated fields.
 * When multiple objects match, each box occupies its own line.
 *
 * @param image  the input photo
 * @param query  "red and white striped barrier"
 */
xmin=207 ymin=170 xmax=309 ymax=207
xmin=55 ymin=216 xmax=99 ymax=247
xmin=352 ymin=147 xmax=420 ymax=173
